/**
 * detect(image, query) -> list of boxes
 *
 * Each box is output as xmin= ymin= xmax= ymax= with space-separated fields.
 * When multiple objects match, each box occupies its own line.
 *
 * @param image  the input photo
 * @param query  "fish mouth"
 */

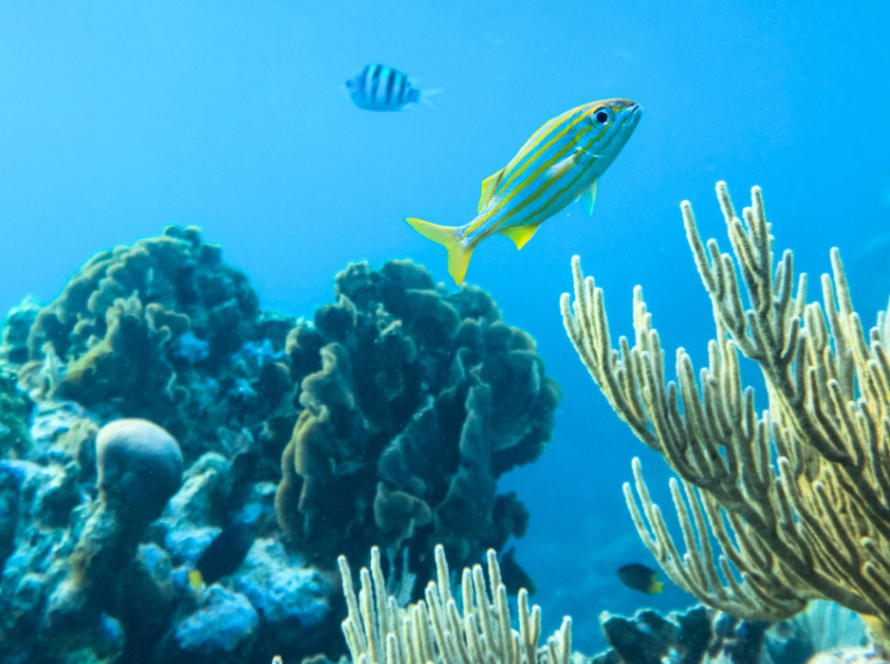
xmin=623 ymin=102 xmax=642 ymax=128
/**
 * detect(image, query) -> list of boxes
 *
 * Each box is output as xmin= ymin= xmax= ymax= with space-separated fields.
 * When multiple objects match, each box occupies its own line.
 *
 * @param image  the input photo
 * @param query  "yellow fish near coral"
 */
xmin=617 ymin=562 xmax=664 ymax=595
xmin=406 ymin=98 xmax=641 ymax=285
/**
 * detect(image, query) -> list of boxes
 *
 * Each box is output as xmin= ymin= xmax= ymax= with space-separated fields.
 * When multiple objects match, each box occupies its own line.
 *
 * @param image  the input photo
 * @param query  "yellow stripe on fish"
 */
xmin=406 ymin=98 xmax=641 ymax=285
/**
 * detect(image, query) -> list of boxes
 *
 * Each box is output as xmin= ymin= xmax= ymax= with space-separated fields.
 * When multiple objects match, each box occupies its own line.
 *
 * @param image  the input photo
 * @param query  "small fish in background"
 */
xmin=406 ymin=98 xmax=641 ymax=285
xmin=271 ymin=657 xmax=283 ymax=664
xmin=345 ymin=64 xmax=441 ymax=111
xmin=188 ymin=521 xmax=255 ymax=593
xmin=616 ymin=562 xmax=665 ymax=595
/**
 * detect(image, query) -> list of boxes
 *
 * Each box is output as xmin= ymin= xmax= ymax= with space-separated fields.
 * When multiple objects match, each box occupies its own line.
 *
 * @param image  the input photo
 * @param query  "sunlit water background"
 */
xmin=1 ymin=0 xmax=888 ymax=652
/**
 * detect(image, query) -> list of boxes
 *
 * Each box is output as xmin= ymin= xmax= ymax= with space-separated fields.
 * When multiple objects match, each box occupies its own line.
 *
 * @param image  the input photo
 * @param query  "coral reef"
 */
xmin=336 ymin=543 xmax=865 ymax=664
xmin=0 ymin=415 xmax=336 ymax=664
xmin=0 ymin=295 xmax=41 ymax=366
xmin=594 ymin=601 xmax=873 ymax=664
xmin=0 ymin=228 xmax=559 ymax=664
xmin=276 ymin=260 xmax=560 ymax=578
xmin=562 ymin=183 xmax=890 ymax=648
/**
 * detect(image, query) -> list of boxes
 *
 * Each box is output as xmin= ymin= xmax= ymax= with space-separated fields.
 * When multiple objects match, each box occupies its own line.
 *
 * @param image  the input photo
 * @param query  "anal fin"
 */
xmin=498 ymin=223 xmax=542 ymax=250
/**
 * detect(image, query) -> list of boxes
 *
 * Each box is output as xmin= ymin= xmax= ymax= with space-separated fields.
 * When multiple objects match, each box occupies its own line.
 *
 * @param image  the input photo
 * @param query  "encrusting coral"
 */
xmin=277 ymin=260 xmax=560 ymax=579
xmin=561 ymin=182 xmax=890 ymax=649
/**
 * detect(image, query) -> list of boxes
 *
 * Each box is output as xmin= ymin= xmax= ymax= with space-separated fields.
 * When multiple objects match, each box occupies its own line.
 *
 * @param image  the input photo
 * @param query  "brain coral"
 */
xmin=275 ymin=260 xmax=560 ymax=580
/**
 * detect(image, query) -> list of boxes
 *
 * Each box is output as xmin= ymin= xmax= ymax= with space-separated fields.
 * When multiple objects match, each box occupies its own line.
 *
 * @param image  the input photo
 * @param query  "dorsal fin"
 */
xmin=478 ymin=168 xmax=506 ymax=213
xmin=498 ymin=222 xmax=542 ymax=250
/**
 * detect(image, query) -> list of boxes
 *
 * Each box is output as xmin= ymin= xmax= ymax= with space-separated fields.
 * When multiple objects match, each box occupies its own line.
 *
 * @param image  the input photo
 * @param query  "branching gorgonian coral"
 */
xmin=561 ymin=182 xmax=890 ymax=647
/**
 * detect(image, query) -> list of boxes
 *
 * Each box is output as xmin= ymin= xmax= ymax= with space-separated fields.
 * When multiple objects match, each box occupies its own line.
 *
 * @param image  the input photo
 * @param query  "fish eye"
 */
xmin=593 ymin=108 xmax=612 ymax=126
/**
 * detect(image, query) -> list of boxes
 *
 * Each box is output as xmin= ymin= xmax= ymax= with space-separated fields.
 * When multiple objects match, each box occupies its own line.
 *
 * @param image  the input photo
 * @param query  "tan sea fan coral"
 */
xmin=561 ymin=182 xmax=890 ymax=648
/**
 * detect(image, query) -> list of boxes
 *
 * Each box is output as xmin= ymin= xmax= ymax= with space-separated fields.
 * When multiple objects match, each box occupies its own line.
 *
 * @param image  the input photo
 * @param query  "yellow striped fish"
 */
xmin=406 ymin=98 xmax=641 ymax=285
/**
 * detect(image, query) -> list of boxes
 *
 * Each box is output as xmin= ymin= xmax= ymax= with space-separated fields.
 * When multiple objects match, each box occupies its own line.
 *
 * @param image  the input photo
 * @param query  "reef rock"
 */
xmin=154 ymin=585 xmax=259 ymax=664
xmin=591 ymin=606 xmax=770 ymax=664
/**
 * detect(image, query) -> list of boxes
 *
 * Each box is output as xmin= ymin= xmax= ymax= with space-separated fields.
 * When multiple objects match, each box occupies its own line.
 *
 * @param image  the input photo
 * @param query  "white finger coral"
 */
xmin=338 ymin=545 xmax=571 ymax=664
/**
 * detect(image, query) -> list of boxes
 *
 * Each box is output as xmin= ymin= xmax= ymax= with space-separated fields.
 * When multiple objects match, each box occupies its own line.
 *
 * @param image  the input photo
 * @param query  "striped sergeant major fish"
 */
xmin=406 ymin=99 xmax=641 ymax=284
xmin=345 ymin=64 xmax=441 ymax=111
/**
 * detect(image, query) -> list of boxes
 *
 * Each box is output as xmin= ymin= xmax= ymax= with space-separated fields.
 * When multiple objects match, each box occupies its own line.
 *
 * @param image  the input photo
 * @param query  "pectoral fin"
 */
xmin=547 ymin=147 xmax=597 ymax=178
xmin=478 ymin=168 xmax=506 ymax=213
xmin=546 ymin=154 xmax=576 ymax=178
xmin=577 ymin=179 xmax=598 ymax=216
xmin=498 ymin=223 xmax=542 ymax=250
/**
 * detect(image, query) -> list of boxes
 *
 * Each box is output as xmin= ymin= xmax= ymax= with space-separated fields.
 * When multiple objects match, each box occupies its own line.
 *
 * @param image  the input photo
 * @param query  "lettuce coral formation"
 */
xmin=562 ymin=182 xmax=890 ymax=651
xmin=16 ymin=224 xmax=293 ymax=459
xmin=277 ymin=260 xmax=560 ymax=578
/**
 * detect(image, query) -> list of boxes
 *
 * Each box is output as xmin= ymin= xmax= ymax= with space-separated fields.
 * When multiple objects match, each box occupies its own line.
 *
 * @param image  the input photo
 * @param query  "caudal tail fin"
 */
xmin=405 ymin=217 xmax=473 ymax=285
xmin=415 ymin=88 xmax=443 ymax=109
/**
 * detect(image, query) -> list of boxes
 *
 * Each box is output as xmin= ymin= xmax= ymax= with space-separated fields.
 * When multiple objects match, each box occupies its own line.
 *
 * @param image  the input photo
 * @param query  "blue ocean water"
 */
xmin=0 ymin=0 xmax=888 ymax=653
